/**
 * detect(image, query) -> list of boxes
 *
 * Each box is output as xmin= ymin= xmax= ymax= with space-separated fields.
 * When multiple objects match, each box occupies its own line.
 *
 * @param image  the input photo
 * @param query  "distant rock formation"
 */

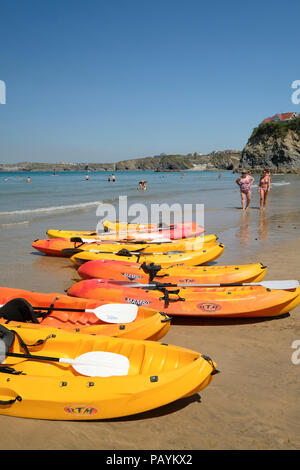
xmin=0 ymin=150 xmax=241 ymax=172
xmin=240 ymin=117 xmax=300 ymax=173
xmin=116 ymin=151 xmax=241 ymax=171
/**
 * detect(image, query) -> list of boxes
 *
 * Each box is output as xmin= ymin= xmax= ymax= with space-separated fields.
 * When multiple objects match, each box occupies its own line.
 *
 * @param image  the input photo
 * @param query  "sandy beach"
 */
xmin=1 ymin=0 xmax=300 ymax=452
xmin=0 ymin=170 xmax=299 ymax=450
xmin=0 ymin=232 xmax=299 ymax=450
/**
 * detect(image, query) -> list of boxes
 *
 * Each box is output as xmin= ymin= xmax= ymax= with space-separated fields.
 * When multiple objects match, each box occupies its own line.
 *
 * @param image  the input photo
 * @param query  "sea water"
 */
xmin=0 ymin=170 xmax=299 ymax=291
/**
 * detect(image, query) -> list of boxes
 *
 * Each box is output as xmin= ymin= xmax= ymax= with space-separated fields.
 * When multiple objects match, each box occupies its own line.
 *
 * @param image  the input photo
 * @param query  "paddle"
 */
xmin=0 ymin=302 xmax=138 ymax=324
xmin=71 ymin=237 xmax=173 ymax=244
xmin=80 ymin=249 xmax=184 ymax=256
xmin=62 ymin=247 xmax=186 ymax=256
xmin=4 ymin=350 xmax=130 ymax=377
xmin=119 ymin=280 xmax=300 ymax=291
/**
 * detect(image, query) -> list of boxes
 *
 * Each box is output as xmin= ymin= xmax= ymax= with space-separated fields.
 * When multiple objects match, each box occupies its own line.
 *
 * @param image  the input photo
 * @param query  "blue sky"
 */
xmin=0 ymin=0 xmax=299 ymax=163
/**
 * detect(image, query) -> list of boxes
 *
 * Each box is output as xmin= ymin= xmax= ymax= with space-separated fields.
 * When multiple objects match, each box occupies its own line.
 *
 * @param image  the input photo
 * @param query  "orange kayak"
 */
xmin=32 ymin=234 xmax=217 ymax=257
xmin=67 ymin=278 xmax=300 ymax=318
xmin=0 ymin=287 xmax=170 ymax=340
xmin=77 ymin=259 xmax=267 ymax=284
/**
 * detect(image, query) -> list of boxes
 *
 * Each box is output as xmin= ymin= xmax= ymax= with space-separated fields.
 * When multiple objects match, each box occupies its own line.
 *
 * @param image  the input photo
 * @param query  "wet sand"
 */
xmin=0 ymin=235 xmax=299 ymax=450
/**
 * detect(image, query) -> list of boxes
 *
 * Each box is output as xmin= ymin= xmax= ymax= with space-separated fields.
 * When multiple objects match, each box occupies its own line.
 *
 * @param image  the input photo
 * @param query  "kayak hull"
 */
xmin=70 ymin=243 xmax=225 ymax=267
xmin=0 ymin=287 xmax=170 ymax=341
xmin=103 ymin=220 xmax=205 ymax=239
xmin=78 ymin=259 xmax=267 ymax=284
xmin=0 ymin=326 xmax=216 ymax=420
xmin=32 ymin=235 xmax=218 ymax=258
xmin=47 ymin=222 xmax=205 ymax=241
xmin=67 ymin=279 xmax=300 ymax=318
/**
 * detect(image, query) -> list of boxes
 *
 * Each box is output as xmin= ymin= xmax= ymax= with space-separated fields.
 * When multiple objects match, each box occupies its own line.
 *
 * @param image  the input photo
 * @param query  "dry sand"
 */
xmin=0 ymin=237 xmax=299 ymax=450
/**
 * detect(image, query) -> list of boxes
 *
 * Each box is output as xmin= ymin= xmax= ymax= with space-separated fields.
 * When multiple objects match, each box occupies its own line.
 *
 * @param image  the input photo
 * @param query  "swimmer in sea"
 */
xmin=258 ymin=169 xmax=271 ymax=210
xmin=236 ymin=170 xmax=255 ymax=210
xmin=139 ymin=180 xmax=147 ymax=191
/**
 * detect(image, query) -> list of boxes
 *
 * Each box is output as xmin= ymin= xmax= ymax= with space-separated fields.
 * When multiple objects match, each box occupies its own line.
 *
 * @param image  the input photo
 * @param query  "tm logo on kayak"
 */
xmin=64 ymin=406 xmax=98 ymax=416
xmin=198 ymin=303 xmax=222 ymax=312
xmin=125 ymin=297 xmax=150 ymax=306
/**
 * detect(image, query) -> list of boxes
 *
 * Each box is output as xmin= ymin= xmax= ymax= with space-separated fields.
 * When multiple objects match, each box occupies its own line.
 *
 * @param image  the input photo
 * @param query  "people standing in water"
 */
xmin=258 ymin=169 xmax=271 ymax=210
xmin=85 ymin=174 xmax=89 ymax=181
xmin=236 ymin=170 xmax=255 ymax=210
xmin=139 ymin=180 xmax=147 ymax=191
xmin=108 ymin=175 xmax=111 ymax=182
xmin=27 ymin=176 xmax=31 ymax=183
xmin=112 ymin=174 xmax=116 ymax=183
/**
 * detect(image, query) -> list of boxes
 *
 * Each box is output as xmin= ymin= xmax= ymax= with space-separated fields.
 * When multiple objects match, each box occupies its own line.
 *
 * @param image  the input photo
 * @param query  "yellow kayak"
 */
xmin=47 ymin=221 xmax=205 ymax=241
xmin=0 ymin=324 xmax=217 ymax=420
xmin=46 ymin=229 xmax=214 ymax=244
xmin=32 ymin=235 xmax=219 ymax=257
xmin=70 ymin=243 xmax=225 ymax=267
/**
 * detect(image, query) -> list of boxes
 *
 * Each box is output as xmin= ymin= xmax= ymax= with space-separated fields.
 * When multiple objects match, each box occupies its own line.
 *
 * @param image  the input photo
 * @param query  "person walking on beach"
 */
xmin=258 ymin=169 xmax=271 ymax=210
xmin=236 ymin=170 xmax=255 ymax=210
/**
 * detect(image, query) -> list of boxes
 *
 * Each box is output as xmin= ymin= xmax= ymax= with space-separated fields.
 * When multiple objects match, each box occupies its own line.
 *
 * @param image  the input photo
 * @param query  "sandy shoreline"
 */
xmin=0 ymin=236 xmax=299 ymax=450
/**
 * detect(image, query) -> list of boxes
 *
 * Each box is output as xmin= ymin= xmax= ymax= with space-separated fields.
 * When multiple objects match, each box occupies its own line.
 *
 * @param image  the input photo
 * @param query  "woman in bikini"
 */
xmin=236 ymin=170 xmax=255 ymax=210
xmin=258 ymin=169 xmax=271 ymax=210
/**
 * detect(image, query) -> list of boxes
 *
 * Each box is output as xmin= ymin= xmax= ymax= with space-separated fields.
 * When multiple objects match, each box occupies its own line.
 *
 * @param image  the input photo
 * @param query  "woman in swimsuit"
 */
xmin=236 ymin=170 xmax=255 ymax=210
xmin=258 ymin=169 xmax=271 ymax=210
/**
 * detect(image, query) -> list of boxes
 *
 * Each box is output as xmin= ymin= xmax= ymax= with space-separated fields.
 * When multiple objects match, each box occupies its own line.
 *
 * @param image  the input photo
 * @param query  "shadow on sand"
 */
xmin=169 ymin=312 xmax=290 ymax=327
xmin=100 ymin=393 xmax=202 ymax=423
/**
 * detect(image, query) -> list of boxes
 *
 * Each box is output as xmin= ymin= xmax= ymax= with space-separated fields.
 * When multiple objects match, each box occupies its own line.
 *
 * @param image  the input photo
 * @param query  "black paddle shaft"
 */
xmin=7 ymin=352 xmax=61 ymax=363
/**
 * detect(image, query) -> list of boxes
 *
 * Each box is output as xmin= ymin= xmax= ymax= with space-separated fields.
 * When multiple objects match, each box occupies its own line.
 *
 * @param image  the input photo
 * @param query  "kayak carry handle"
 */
xmin=0 ymin=394 xmax=22 ymax=406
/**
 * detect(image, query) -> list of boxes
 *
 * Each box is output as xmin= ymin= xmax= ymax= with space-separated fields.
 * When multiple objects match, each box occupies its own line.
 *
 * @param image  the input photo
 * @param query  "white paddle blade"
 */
xmin=80 ymin=238 xmax=99 ymax=243
xmin=260 ymin=280 xmax=299 ymax=290
xmin=62 ymin=351 xmax=130 ymax=377
xmin=88 ymin=303 xmax=138 ymax=323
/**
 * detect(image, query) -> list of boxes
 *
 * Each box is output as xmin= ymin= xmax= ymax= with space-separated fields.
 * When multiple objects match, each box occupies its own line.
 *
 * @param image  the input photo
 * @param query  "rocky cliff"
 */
xmin=116 ymin=151 xmax=241 ymax=171
xmin=240 ymin=117 xmax=300 ymax=173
